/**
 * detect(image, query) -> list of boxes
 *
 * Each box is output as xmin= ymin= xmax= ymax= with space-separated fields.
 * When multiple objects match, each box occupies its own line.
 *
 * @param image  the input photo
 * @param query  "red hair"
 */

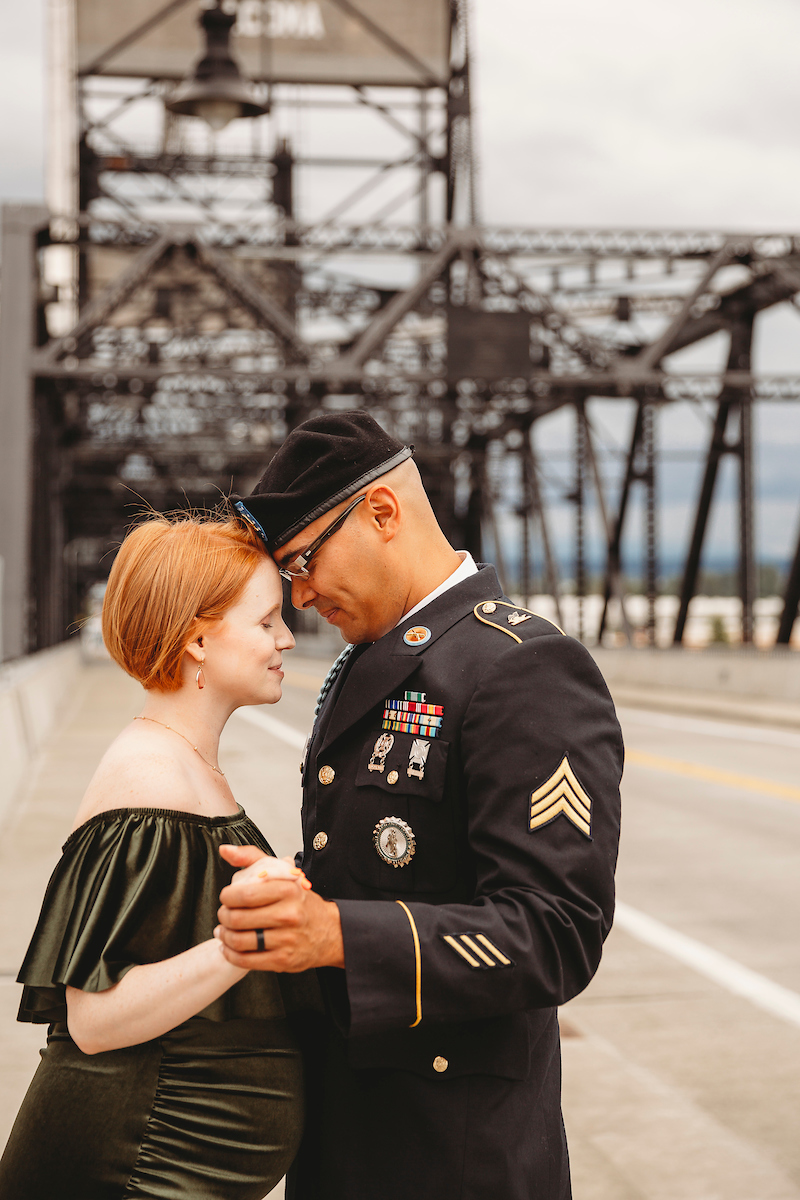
xmin=102 ymin=513 xmax=267 ymax=692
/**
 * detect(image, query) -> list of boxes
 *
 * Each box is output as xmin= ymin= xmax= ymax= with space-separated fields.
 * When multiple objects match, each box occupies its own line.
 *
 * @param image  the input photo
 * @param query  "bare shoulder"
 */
xmin=71 ymin=722 xmax=198 ymax=832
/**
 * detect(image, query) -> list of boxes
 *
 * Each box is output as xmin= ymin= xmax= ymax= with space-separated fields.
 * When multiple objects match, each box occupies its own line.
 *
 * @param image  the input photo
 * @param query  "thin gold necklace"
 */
xmin=134 ymin=716 xmax=225 ymax=776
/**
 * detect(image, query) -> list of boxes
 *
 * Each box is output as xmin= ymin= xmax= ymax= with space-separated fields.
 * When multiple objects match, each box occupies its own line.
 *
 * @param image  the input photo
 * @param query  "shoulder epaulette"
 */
xmin=472 ymin=600 xmax=566 ymax=643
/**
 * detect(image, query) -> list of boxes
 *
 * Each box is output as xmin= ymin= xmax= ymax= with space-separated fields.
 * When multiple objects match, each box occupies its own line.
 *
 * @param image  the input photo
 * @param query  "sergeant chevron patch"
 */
xmin=529 ymin=756 xmax=593 ymax=839
xmin=442 ymin=933 xmax=515 ymax=970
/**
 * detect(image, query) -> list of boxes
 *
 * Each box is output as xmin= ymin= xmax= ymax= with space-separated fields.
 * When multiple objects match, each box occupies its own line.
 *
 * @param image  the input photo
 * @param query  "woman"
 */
xmin=0 ymin=512 xmax=311 ymax=1199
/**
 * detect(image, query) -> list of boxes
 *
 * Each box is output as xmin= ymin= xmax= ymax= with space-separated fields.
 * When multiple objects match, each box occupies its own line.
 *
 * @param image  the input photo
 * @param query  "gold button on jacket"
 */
xmin=318 ymin=765 xmax=335 ymax=785
xmin=313 ymin=832 xmax=328 ymax=850
xmin=433 ymin=1056 xmax=448 ymax=1073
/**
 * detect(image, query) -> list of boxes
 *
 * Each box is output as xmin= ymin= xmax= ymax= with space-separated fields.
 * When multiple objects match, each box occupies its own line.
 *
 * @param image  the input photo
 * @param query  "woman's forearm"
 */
xmin=66 ymin=938 xmax=247 ymax=1054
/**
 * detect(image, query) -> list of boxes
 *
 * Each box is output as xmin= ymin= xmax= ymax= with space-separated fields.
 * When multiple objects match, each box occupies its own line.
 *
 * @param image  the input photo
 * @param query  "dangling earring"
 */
xmin=196 ymin=659 xmax=205 ymax=690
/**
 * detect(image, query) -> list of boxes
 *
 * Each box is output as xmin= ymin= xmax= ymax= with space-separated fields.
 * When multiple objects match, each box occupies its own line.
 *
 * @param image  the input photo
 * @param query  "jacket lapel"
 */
xmin=317 ymin=565 xmax=501 ymax=753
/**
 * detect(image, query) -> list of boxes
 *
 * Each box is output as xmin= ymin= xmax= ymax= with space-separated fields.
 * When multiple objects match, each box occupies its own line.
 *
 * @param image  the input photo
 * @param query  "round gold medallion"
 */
xmin=318 ymin=765 xmax=335 ymax=785
xmin=313 ymin=831 xmax=328 ymax=850
xmin=373 ymin=816 xmax=416 ymax=867
xmin=482 ymin=602 xmax=497 ymax=614
xmin=387 ymin=770 xmax=399 ymax=785
xmin=433 ymin=1056 xmax=448 ymax=1073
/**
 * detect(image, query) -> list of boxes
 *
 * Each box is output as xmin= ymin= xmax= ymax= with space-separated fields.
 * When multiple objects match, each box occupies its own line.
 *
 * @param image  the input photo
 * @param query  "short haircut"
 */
xmin=102 ymin=513 xmax=268 ymax=692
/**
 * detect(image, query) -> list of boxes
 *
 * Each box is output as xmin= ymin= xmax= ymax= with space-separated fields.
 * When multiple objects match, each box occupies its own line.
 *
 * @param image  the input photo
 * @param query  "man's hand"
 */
xmin=216 ymin=844 xmax=345 ymax=972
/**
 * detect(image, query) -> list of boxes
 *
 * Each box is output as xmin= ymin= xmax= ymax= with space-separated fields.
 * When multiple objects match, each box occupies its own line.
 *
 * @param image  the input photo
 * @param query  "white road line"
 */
xmin=615 ymin=901 xmax=800 ymax=1030
xmin=616 ymin=706 xmax=800 ymax=749
xmin=234 ymin=707 xmax=307 ymax=750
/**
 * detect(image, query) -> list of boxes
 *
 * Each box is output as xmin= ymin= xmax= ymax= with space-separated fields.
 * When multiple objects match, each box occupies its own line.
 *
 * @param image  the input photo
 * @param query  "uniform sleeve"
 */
xmin=336 ymin=633 xmax=623 ymax=1036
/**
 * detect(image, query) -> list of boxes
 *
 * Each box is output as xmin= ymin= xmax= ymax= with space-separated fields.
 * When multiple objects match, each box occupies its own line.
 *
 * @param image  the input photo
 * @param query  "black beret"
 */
xmin=233 ymin=410 xmax=413 ymax=550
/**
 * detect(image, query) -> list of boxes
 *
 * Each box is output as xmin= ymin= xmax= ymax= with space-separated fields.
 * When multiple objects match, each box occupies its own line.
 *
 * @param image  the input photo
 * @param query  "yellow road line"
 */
xmin=625 ymin=748 xmax=800 ymax=804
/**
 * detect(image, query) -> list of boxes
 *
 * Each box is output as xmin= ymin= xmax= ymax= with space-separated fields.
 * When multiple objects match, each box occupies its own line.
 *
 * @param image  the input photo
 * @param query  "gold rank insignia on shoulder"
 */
xmin=473 ymin=599 xmax=567 ymax=642
xmin=442 ymin=932 xmax=514 ymax=970
xmin=373 ymin=816 xmax=416 ymax=867
xmin=529 ymin=756 xmax=593 ymax=839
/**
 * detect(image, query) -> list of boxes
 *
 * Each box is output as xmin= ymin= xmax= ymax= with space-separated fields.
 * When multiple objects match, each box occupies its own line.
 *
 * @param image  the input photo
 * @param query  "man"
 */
xmin=218 ymin=411 xmax=623 ymax=1200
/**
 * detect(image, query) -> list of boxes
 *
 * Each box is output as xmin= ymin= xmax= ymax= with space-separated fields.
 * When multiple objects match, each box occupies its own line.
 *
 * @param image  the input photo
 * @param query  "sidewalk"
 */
xmin=608 ymin=682 xmax=800 ymax=730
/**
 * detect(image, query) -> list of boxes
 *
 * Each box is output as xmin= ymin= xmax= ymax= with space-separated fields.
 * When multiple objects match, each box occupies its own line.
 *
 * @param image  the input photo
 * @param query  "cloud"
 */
xmin=473 ymin=0 xmax=800 ymax=227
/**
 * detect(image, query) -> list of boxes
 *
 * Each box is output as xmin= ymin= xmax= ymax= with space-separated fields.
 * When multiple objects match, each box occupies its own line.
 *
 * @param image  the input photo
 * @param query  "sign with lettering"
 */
xmin=76 ymin=0 xmax=450 ymax=87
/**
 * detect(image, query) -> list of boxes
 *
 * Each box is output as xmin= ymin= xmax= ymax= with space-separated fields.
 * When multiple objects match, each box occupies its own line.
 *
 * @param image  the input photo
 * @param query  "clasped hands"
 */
xmin=215 ymin=844 xmax=345 ymax=972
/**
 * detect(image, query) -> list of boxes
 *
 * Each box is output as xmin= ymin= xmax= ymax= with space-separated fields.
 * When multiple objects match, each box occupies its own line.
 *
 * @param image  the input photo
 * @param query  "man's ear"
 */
xmin=364 ymin=484 xmax=400 ymax=539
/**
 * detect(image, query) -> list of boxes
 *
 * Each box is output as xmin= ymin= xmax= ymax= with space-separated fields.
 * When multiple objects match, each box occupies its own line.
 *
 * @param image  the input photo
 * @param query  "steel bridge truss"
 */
xmin=3 ymin=2 xmax=800 ymax=658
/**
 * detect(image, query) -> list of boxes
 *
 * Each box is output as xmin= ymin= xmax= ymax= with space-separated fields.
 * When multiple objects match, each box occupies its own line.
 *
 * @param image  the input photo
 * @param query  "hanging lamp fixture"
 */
xmin=166 ymin=1 xmax=268 ymax=132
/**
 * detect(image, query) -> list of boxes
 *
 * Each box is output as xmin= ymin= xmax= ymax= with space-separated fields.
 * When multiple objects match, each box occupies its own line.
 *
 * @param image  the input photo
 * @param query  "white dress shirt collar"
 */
xmin=395 ymin=552 xmax=479 ymax=628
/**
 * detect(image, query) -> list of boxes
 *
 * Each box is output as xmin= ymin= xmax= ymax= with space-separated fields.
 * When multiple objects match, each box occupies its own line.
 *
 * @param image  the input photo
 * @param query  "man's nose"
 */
xmin=291 ymin=576 xmax=318 ymax=610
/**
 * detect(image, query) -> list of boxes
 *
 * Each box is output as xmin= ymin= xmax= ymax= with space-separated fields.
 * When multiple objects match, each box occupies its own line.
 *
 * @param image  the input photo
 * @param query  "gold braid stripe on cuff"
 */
xmin=395 ymin=900 xmax=422 ymax=1027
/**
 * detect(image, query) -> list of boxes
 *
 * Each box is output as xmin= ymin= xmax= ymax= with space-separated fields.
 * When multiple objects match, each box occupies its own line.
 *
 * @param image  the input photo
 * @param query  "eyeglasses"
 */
xmin=277 ymin=494 xmax=366 ymax=581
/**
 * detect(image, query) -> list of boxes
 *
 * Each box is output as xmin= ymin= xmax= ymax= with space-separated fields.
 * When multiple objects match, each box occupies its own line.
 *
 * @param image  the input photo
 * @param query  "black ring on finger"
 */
xmin=255 ymin=928 xmax=266 ymax=952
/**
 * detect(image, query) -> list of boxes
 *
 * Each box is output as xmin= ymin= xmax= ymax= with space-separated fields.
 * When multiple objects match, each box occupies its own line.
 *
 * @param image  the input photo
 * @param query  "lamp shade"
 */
xmin=165 ymin=2 xmax=268 ymax=131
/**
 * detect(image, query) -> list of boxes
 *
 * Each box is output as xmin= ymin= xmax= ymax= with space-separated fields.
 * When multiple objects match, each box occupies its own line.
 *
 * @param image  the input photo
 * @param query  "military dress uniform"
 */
xmin=286 ymin=567 xmax=622 ymax=1200
xmin=233 ymin=412 xmax=623 ymax=1200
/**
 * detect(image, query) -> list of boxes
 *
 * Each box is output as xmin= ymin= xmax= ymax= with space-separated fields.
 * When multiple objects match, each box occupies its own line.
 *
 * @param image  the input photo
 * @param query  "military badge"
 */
xmin=368 ymin=732 xmax=395 ymax=773
xmin=507 ymin=611 xmax=532 ymax=626
xmin=529 ymin=755 xmax=593 ymax=839
xmin=373 ymin=816 xmax=416 ymax=867
xmin=407 ymin=739 xmax=430 ymax=780
xmin=403 ymin=625 xmax=431 ymax=646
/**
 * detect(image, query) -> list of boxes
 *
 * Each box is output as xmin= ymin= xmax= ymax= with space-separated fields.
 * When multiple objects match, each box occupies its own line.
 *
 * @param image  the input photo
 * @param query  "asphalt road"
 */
xmin=2 ymin=654 xmax=800 ymax=1199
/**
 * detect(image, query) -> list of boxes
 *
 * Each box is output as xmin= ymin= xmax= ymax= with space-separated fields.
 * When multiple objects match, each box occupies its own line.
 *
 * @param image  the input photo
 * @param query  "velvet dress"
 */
xmin=0 ymin=806 xmax=310 ymax=1200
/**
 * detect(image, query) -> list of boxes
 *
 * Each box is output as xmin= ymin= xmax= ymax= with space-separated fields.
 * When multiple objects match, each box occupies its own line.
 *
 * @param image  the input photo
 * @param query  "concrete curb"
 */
xmin=0 ymin=641 xmax=82 ymax=825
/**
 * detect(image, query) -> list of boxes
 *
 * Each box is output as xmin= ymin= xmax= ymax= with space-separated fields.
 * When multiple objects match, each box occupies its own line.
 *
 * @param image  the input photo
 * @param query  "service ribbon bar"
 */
xmin=384 ymin=700 xmax=444 ymax=716
xmin=382 ymin=718 xmax=441 ymax=738
xmin=382 ymin=709 xmax=442 ymax=728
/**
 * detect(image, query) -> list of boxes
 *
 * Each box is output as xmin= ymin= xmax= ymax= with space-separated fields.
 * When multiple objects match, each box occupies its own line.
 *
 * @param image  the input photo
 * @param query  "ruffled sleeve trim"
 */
xmin=16 ymin=806 xmax=294 ymax=1025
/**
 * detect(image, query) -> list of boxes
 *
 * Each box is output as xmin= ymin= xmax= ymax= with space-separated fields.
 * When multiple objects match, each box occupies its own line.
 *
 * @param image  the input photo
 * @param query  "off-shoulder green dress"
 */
xmin=0 ymin=806 xmax=311 ymax=1200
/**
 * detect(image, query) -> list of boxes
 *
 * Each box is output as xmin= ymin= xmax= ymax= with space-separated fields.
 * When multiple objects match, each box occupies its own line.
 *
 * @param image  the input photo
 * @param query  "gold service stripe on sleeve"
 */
xmin=396 ymin=901 xmax=422 ymax=1027
xmin=443 ymin=934 xmax=481 ymax=968
xmin=625 ymin=749 xmax=800 ymax=805
xmin=460 ymin=935 xmax=496 ymax=967
xmin=475 ymin=934 xmax=512 ymax=965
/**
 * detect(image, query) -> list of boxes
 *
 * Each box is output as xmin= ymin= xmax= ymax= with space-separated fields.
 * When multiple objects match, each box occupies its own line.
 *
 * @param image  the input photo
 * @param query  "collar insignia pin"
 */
xmin=507 ymin=611 xmax=532 ymax=626
xmin=403 ymin=625 xmax=431 ymax=646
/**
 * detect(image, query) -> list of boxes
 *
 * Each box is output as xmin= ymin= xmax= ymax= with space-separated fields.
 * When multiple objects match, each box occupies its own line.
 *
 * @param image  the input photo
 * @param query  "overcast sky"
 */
xmin=2 ymin=0 xmax=800 ymax=575
xmin=5 ymin=0 xmax=800 ymax=228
